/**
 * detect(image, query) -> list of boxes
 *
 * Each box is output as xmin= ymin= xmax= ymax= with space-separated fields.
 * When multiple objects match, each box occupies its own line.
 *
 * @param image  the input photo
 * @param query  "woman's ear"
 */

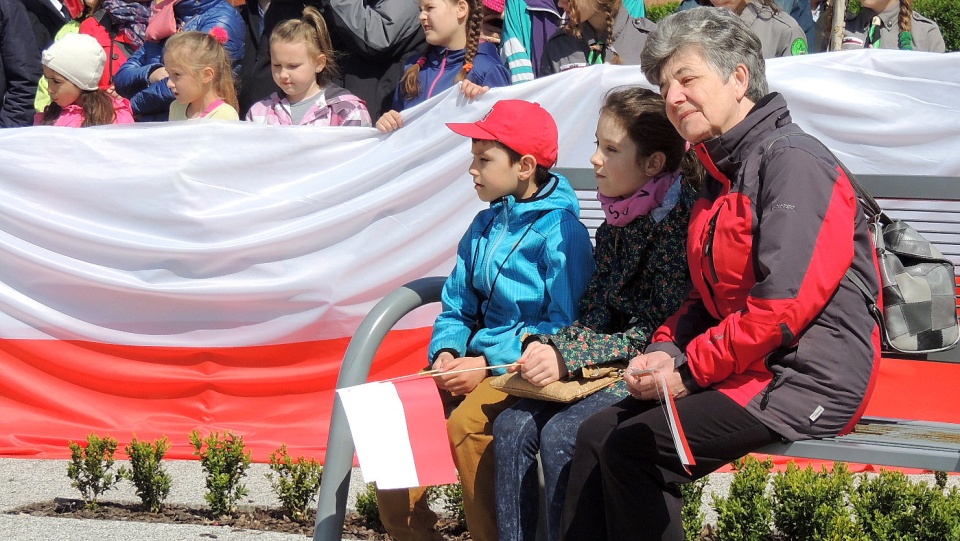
xmin=517 ymin=154 xmax=538 ymax=181
xmin=642 ymin=151 xmax=666 ymax=177
xmin=732 ymin=63 xmax=750 ymax=100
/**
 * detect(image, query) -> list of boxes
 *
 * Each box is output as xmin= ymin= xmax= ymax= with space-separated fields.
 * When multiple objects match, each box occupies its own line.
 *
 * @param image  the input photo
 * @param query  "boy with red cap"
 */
xmin=376 ymin=99 xmax=594 ymax=541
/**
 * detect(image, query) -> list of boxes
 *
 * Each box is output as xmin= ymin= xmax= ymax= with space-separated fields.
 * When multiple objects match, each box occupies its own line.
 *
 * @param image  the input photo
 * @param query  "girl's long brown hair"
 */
xmin=41 ymin=89 xmax=117 ymax=127
xmin=563 ymin=0 xmax=622 ymax=64
xmin=164 ymin=30 xmax=239 ymax=111
xmin=400 ymin=0 xmax=482 ymax=101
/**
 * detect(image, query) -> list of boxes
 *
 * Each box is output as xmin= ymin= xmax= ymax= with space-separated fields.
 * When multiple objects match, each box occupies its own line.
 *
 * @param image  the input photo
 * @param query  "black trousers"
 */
xmin=559 ymin=390 xmax=780 ymax=541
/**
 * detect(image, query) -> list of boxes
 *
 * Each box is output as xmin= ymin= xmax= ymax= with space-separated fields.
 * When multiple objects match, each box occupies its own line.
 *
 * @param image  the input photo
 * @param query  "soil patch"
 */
xmin=7 ymin=499 xmax=471 ymax=540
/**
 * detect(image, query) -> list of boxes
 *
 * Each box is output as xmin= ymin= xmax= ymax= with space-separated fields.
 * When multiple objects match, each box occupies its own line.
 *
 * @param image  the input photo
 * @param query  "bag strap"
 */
xmin=759 ymin=131 xmax=883 ymax=321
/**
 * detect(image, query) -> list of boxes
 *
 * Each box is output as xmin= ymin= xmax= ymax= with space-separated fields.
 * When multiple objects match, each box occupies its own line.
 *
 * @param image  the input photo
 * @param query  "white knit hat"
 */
xmin=41 ymin=34 xmax=106 ymax=92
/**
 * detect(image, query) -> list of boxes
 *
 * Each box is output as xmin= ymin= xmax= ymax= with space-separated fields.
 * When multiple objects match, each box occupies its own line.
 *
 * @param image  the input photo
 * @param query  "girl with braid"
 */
xmin=539 ymin=0 xmax=657 ymax=76
xmin=376 ymin=0 xmax=510 ymax=133
xmin=837 ymin=0 xmax=944 ymax=52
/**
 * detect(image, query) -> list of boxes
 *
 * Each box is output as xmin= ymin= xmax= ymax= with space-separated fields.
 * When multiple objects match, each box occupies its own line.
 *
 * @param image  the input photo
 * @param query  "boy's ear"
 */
xmin=642 ymin=151 xmax=666 ymax=178
xmin=517 ymin=154 xmax=538 ymax=181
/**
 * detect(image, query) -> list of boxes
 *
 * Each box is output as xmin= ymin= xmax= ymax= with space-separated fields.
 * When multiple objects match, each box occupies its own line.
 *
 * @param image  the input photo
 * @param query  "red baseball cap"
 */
xmin=446 ymin=100 xmax=559 ymax=168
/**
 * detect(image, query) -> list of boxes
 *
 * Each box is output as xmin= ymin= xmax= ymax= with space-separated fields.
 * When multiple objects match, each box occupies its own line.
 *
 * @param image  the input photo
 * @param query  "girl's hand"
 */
xmin=149 ymin=67 xmax=169 ymax=84
xmin=513 ymin=341 xmax=568 ymax=386
xmin=624 ymin=351 xmax=688 ymax=401
xmin=459 ymin=80 xmax=490 ymax=101
xmin=376 ymin=110 xmax=404 ymax=133
xmin=434 ymin=355 xmax=486 ymax=395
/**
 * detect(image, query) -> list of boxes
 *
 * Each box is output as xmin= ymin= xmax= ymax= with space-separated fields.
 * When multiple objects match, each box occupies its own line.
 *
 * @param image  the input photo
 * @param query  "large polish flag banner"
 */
xmin=338 ymin=377 xmax=458 ymax=489
xmin=0 ymin=51 xmax=958 ymax=462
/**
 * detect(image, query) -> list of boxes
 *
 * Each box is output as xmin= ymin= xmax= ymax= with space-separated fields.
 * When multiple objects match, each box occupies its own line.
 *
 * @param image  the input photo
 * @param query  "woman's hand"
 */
xmin=511 ymin=341 xmax=568 ymax=386
xmin=459 ymin=80 xmax=490 ymax=101
xmin=376 ymin=110 xmax=404 ymax=133
xmin=433 ymin=355 xmax=487 ymax=395
xmin=624 ymin=351 xmax=689 ymax=401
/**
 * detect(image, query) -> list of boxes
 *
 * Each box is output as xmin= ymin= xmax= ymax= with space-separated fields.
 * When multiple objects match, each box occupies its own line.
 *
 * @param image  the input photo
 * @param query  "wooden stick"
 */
xmin=378 ymin=362 xmax=522 ymax=384
xmin=830 ymin=0 xmax=848 ymax=52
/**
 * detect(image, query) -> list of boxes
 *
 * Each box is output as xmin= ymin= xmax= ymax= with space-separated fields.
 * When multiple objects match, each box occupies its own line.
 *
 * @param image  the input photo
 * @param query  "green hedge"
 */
xmin=645 ymin=0 xmax=958 ymax=51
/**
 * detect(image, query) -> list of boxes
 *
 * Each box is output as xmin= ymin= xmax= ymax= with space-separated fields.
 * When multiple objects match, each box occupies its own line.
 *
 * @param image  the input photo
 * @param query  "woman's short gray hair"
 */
xmin=641 ymin=7 xmax=768 ymax=102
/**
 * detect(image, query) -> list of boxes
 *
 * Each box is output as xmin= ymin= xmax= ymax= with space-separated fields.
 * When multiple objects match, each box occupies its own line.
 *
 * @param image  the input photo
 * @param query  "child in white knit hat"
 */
xmin=35 ymin=33 xmax=134 ymax=127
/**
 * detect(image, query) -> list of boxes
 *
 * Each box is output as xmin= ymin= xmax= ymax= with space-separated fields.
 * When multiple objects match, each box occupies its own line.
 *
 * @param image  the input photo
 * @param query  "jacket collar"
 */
xmin=698 ymin=92 xmax=791 ymax=188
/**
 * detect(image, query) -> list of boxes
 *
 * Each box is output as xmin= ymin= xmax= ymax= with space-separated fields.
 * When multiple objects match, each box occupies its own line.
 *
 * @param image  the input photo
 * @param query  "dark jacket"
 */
xmin=545 ymin=177 xmax=697 ymax=397
xmin=539 ymin=9 xmax=656 ymax=76
xmin=237 ymin=0 xmax=321 ymax=117
xmin=1 ymin=0 xmax=41 ymax=127
xmin=113 ymin=0 xmax=245 ymax=121
xmin=649 ymin=93 xmax=881 ymax=441
xmin=320 ymin=0 xmax=425 ymax=118
xmin=18 ymin=0 xmax=69 ymax=51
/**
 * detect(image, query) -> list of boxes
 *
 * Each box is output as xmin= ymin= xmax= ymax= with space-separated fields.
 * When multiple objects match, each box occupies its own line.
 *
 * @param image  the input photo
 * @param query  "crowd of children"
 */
xmin=0 ymin=0 xmax=947 ymax=128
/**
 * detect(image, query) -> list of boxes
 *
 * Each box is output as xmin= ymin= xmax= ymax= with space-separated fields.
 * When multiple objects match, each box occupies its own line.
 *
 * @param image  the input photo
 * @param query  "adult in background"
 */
xmin=113 ymin=0 xmax=244 ymax=121
xmin=318 ymin=0 xmax=425 ymax=119
xmin=237 ymin=0 xmax=321 ymax=116
xmin=1 ymin=0 xmax=42 ymax=127
xmin=677 ymin=0 xmax=814 ymax=49
xmin=559 ymin=8 xmax=881 ymax=541
xmin=18 ymin=0 xmax=78 ymax=51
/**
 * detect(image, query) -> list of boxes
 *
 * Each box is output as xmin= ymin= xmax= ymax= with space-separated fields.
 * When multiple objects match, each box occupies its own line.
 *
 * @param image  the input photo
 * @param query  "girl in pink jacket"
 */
xmin=245 ymin=7 xmax=371 ymax=127
xmin=35 ymin=34 xmax=134 ymax=127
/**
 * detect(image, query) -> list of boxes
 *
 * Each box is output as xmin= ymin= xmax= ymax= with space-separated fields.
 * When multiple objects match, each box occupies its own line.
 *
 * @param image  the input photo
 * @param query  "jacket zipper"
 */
xmin=703 ymin=211 xmax=721 ymax=285
xmin=760 ymin=374 xmax=781 ymax=410
xmin=482 ymin=202 xmax=510 ymax=291
xmin=425 ymin=53 xmax=448 ymax=99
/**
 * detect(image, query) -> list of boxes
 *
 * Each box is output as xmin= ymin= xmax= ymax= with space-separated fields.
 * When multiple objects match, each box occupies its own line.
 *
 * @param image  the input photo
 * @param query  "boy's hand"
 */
xmin=512 ymin=341 xmax=568 ymax=386
xmin=434 ymin=355 xmax=486 ymax=395
xmin=459 ymin=80 xmax=490 ymax=101
xmin=376 ymin=110 xmax=404 ymax=133
xmin=149 ymin=67 xmax=169 ymax=84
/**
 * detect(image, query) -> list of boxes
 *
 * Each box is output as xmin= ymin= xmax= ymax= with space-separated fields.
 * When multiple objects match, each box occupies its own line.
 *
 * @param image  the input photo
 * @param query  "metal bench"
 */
xmin=312 ymin=173 xmax=960 ymax=541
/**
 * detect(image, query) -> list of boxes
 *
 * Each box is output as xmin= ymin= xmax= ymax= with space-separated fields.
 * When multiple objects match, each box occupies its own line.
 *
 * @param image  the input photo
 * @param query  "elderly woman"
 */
xmin=559 ymin=8 xmax=882 ymax=541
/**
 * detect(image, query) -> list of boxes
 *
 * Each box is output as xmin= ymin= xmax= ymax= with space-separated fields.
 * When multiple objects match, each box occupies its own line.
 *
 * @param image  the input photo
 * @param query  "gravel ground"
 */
xmin=0 ymin=459 xmax=371 ymax=541
xmin=1 ymin=458 xmax=952 ymax=541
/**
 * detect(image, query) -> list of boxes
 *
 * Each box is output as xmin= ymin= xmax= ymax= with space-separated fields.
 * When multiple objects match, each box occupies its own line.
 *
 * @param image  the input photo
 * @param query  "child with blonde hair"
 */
xmin=35 ymin=33 xmax=134 ymax=127
xmin=163 ymin=29 xmax=239 ymax=121
xmin=375 ymin=0 xmax=510 ymax=133
xmin=245 ymin=6 xmax=370 ymax=126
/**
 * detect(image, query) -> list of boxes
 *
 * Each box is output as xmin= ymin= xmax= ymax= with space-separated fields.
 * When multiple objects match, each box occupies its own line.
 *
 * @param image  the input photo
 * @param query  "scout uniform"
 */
xmin=539 ymin=8 xmax=657 ymax=75
xmin=842 ymin=1 xmax=945 ymax=52
xmin=740 ymin=0 xmax=808 ymax=58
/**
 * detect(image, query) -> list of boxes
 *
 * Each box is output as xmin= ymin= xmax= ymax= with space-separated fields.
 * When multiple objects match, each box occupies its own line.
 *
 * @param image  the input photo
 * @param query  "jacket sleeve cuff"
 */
xmin=521 ymin=334 xmax=547 ymax=351
xmin=645 ymin=341 xmax=682 ymax=358
xmin=431 ymin=348 xmax=461 ymax=365
xmin=677 ymin=362 xmax=704 ymax=393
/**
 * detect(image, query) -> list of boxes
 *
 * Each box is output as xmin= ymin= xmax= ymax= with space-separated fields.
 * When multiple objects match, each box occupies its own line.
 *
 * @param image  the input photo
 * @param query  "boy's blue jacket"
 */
xmin=429 ymin=174 xmax=595 ymax=373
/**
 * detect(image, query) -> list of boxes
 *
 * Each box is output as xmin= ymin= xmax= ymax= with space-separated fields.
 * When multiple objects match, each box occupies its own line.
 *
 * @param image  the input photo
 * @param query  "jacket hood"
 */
xmin=699 ymin=92 xmax=791 ymax=185
xmin=488 ymin=172 xmax=581 ymax=220
xmin=175 ymin=0 xmax=225 ymax=19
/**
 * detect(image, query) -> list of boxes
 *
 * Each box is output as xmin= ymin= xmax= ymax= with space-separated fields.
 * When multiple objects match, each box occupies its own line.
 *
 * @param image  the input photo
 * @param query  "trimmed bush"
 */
xmin=266 ymin=444 xmax=323 ymax=521
xmin=646 ymin=1 xmax=680 ymax=22
xmin=680 ymin=477 xmax=707 ymax=541
xmin=66 ymin=433 xmax=121 ymax=509
xmin=712 ymin=456 xmax=774 ymax=541
xmin=771 ymin=462 xmax=855 ymax=540
xmin=189 ymin=430 xmax=252 ymax=516
xmin=355 ymin=483 xmax=381 ymax=528
xmin=119 ymin=436 xmax=173 ymax=513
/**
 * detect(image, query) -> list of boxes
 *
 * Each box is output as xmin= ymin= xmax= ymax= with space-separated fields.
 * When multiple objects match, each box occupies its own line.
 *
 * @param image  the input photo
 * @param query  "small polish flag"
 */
xmin=337 ymin=376 xmax=459 ymax=489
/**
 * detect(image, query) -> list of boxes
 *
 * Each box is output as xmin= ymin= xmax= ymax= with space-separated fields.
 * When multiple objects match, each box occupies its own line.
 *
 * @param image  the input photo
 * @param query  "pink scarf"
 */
xmin=144 ymin=0 xmax=181 ymax=43
xmin=597 ymin=170 xmax=680 ymax=227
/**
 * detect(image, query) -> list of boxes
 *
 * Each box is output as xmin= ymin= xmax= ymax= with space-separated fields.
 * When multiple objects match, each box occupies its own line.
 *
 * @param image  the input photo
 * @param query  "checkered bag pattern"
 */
xmin=874 ymin=218 xmax=960 ymax=353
